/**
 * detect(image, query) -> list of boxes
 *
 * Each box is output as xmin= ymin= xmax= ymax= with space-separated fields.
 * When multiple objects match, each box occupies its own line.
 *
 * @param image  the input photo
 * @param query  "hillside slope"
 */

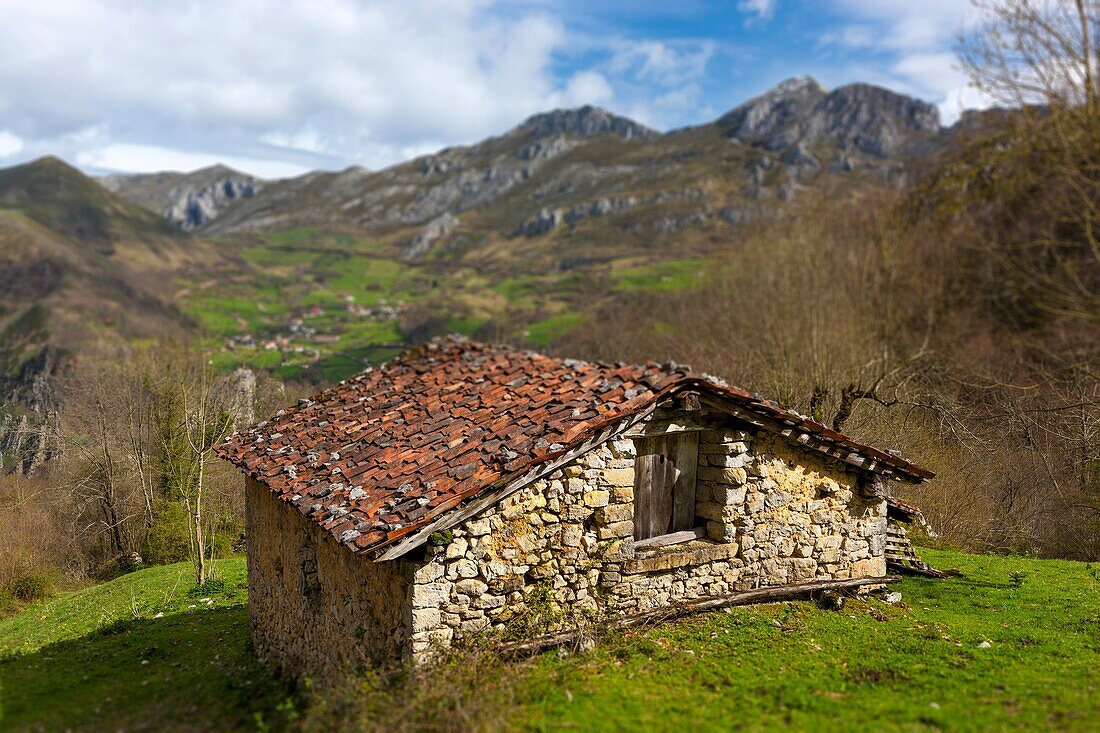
xmin=0 ymin=157 xmax=227 ymax=472
xmin=0 ymin=549 xmax=1096 ymax=731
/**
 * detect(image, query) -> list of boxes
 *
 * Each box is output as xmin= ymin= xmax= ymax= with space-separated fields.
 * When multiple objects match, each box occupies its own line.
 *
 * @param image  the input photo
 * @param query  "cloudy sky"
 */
xmin=0 ymin=0 xmax=986 ymax=178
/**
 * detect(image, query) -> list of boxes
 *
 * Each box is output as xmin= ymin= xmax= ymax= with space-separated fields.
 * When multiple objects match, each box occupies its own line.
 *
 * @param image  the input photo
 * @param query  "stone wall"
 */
xmin=407 ymin=418 xmax=887 ymax=655
xmin=245 ymin=477 xmax=411 ymax=684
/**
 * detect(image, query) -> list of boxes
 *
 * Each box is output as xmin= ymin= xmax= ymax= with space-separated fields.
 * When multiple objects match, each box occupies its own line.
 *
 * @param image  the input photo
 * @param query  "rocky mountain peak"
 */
xmin=717 ymin=77 xmax=940 ymax=158
xmin=716 ymin=76 xmax=828 ymax=148
xmin=518 ymin=105 xmax=658 ymax=141
xmin=768 ymin=75 xmax=826 ymax=98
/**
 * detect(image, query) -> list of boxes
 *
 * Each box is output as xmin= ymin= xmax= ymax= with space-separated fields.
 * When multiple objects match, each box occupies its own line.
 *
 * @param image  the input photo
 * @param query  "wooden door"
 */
xmin=633 ymin=433 xmax=699 ymax=540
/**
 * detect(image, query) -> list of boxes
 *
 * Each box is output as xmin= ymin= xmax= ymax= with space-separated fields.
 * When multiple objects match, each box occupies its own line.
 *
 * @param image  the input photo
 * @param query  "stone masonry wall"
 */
xmin=407 ymin=421 xmax=887 ymax=655
xmin=245 ymin=477 xmax=411 ymax=684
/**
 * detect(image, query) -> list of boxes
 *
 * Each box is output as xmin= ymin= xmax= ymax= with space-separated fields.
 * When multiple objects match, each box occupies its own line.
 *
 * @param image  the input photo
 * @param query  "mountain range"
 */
xmin=0 ymin=76 xmax=971 ymax=473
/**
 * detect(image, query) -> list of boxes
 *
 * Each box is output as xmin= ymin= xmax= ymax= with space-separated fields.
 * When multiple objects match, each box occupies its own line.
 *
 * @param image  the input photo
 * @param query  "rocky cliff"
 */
xmin=717 ymin=76 xmax=941 ymax=157
xmin=101 ymin=164 xmax=263 ymax=230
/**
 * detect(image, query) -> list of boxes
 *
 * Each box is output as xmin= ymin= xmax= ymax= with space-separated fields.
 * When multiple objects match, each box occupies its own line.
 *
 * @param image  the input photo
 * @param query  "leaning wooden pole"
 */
xmin=499 ymin=575 xmax=901 ymax=656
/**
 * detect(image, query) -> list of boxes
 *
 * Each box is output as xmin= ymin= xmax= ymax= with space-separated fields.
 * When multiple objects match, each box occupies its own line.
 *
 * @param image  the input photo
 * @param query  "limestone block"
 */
xmin=597 ymin=521 xmax=634 ymax=540
xmin=868 ymin=534 xmax=885 ymax=555
xmin=564 ymin=465 xmax=583 ymax=478
xmin=465 ymin=518 xmax=491 ymax=536
xmin=415 ymin=561 xmax=445 ymax=583
xmin=714 ymin=485 xmax=747 ymax=504
xmin=695 ymin=501 xmax=726 ymax=522
xmin=453 ymin=559 xmax=478 ymax=579
xmin=595 ymin=503 xmax=633 ymax=524
xmin=584 ymin=452 xmax=607 ymax=469
xmin=565 ymin=478 xmax=586 ymax=494
xmin=601 ymin=539 xmax=634 ymax=562
xmin=724 ymin=467 xmax=749 ymax=485
xmin=459 ymin=617 xmax=489 ymax=635
xmin=778 ymin=537 xmax=795 ymax=557
xmin=412 ymin=607 xmax=442 ymax=630
xmin=602 ymin=468 xmax=634 ymax=487
xmin=445 ymin=537 xmax=469 ymax=559
xmin=850 ymin=557 xmax=886 ymax=578
xmin=456 ymin=578 xmax=488 ymax=596
xmin=411 ymin=582 xmax=450 ymax=608
xmin=706 ymin=521 xmax=733 ymax=542
xmin=560 ymin=524 xmax=582 ymax=547
xmin=564 ymin=505 xmax=589 ymax=522
xmin=609 ymin=485 xmax=634 ymax=503
xmin=583 ymin=490 xmax=610 ymax=508
xmin=787 ymin=558 xmax=817 ymax=582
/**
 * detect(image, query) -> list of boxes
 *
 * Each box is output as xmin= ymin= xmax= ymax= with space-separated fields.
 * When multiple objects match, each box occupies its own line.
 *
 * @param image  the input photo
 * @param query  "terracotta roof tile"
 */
xmin=215 ymin=337 xmax=933 ymax=557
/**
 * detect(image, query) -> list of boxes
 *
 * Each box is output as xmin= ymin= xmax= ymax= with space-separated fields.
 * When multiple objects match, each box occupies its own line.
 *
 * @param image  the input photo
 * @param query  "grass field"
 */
xmin=2 ymin=550 xmax=1096 ymax=731
xmin=175 ymin=227 xmax=722 ymax=384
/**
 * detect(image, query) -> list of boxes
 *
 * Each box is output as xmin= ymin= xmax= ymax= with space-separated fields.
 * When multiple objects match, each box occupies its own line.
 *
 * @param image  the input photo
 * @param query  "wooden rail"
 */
xmin=498 ymin=575 xmax=901 ymax=656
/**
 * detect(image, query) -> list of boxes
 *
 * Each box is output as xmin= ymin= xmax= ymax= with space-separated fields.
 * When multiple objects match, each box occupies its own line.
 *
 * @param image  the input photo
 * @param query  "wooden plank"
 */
xmin=671 ymin=432 xmax=699 ymax=532
xmin=633 ymin=436 xmax=676 ymax=540
xmin=653 ymin=453 xmax=675 ymax=537
xmin=633 ymin=526 xmax=706 ymax=550
xmin=633 ymin=452 xmax=658 ymax=540
xmin=498 ymin=575 xmax=902 ymax=656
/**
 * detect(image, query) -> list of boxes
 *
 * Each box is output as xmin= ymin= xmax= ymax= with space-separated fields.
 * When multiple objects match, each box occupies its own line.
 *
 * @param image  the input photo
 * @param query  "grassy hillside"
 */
xmin=0 ymin=157 xmax=229 ymax=388
xmin=0 ymin=558 xmax=289 ymax=732
xmin=0 ymin=549 xmax=1096 ymax=731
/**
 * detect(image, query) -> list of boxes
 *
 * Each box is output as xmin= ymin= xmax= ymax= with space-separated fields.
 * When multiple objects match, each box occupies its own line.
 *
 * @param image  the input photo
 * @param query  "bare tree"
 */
xmin=954 ymin=0 xmax=1100 ymax=323
xmin=153 ymin=351 xmax=234 ymax=587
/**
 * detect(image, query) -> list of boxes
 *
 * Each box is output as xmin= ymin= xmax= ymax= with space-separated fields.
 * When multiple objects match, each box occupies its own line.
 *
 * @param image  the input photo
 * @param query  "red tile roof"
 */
xmin=216 ymin=337 xmax=933 ymax=558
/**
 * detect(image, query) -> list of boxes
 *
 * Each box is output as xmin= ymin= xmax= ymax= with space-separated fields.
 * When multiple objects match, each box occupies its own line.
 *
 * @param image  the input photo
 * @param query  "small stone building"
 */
xmin=216 ymin=338 xmax=933 ymax=683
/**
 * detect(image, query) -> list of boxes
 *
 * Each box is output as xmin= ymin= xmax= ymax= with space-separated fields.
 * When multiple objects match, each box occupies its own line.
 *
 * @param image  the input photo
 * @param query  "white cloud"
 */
xmin=563 ymin=71 xmax=615 ymax=107
xmin=738 ymin=0 xmax=776 ymax=21
xmin=0 ymin=0 xmax=631 ymax=174
xmin=608 ymin=39 xmax=714 ymax=87
xmin=0 ymin=130 xmax=23 ymax=158
xmin=75 ymin=144 xmax=310 ymax=179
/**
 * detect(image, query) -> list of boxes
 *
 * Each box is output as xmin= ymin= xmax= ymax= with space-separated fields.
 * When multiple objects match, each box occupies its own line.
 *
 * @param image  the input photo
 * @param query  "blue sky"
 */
xmin=0 ymin=0 xmax=983 ymax=178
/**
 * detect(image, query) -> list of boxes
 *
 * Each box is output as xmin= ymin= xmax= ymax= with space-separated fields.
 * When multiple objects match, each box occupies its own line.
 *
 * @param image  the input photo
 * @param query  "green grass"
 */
xmin=0 ymin=559 xmax=290 ymax=732
xmin=611 ymin=257 xmax=710 ymax=292
xmin=260 ymin=227 xmax=317 ymax=247
xmin=523 ymin=312 xmax=586 ymax=346
xmin=512 ymin=548 xmax=1100 ymax=731
xmin=2 ymin=549 xmax=1096 ymax=731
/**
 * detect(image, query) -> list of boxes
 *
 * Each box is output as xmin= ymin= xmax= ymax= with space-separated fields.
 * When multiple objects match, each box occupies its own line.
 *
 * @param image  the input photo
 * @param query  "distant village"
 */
xmin=223 ymin=295 xmax=406 ymax=360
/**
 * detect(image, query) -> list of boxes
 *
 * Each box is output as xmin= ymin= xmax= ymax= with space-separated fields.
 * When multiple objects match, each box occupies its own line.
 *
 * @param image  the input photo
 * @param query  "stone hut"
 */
xmin=215 ymin=338 xmax=934 ymax=684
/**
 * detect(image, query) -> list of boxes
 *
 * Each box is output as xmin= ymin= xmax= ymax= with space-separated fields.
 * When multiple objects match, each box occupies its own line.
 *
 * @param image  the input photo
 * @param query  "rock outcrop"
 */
xmin=406 ymin=212 xmax=459 ymax=259
xmin=518 ymin=105 xmax=658 ymax=141
xmin=101 ymin=165 xmax=263 ymax=230
xmin=717 ymin=76 xmax=941 ymax=158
